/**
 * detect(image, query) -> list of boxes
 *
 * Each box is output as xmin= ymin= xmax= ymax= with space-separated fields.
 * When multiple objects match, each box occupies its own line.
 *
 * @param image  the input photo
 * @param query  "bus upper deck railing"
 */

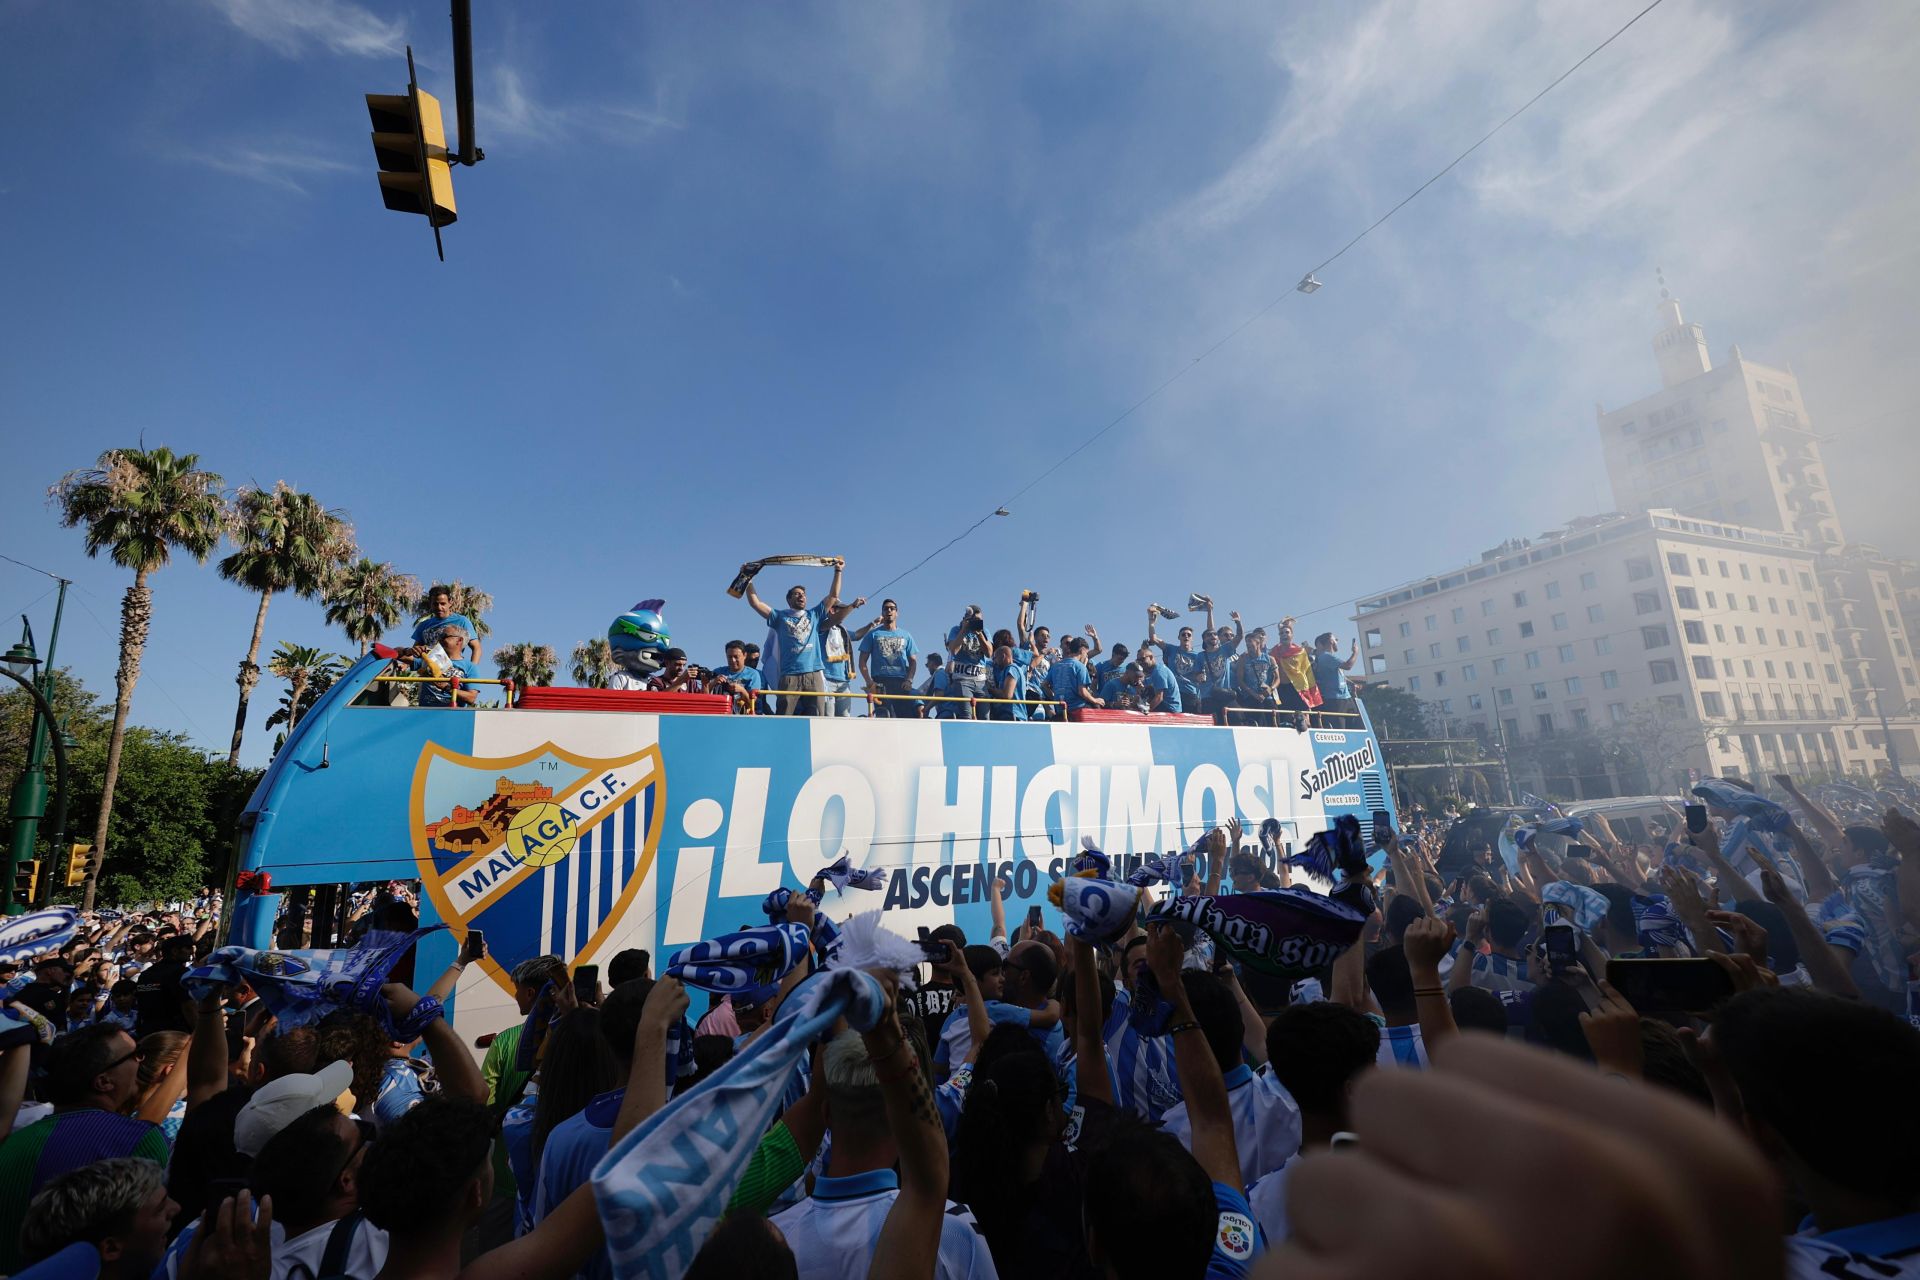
xmin=370 ymin=673 xmax=1368 ymax=726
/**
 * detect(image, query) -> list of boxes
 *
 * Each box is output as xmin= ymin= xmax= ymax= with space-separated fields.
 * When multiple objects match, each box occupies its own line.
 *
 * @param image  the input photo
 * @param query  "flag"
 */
xmin=814 ymin=854 xmax=888 ymax=893
xmin=1126 ymin=850 xmax=1192 ymax=888
xmin=184 ymin=926 xmax=446 ymax=1035
xmin=0 ymin=908 xmax=79 ymax=966
xmin=592 ymin=968 xmax=889 ymax=1280
xmin=1630 ymin=894 xmax=1690 ymax=952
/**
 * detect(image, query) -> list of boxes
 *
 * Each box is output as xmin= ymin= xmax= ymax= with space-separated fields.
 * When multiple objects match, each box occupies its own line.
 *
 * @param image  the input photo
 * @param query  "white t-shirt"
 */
xmin=1245 ymin=1161 xmax=1293 ymax=1246
xmin=274 ymin=1217 xmax=390 ymax=1280
xmin=772 ymin=1169 xmax=998 ymax=1280
xmin=1159 ymin=1064 xmax=1302 ymax=1186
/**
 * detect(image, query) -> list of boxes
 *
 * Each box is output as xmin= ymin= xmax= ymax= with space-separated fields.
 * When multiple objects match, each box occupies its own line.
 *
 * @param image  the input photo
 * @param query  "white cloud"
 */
xmin=206 ymin=0 xmax=404 ymax=59
xmin=478 ymin=66 xmax=682 ymax=147
xmin=174 ymin=145 xmax=356 ymax=194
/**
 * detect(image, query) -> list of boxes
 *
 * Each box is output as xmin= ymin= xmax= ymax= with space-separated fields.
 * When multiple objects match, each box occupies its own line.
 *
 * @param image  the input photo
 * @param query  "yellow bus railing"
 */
xmin=372 ymin=673 xmax=517 ymax=706
xmin=740 ymin=687 xmax=1068 ymax=717
xmin=1222 ymin=704 xmax=1364 ymax=725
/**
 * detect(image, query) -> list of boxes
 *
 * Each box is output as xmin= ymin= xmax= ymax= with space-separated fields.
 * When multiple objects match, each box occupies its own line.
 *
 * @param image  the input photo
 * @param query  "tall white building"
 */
xmin=1355 ymin=291 xmax=1919 ymax=793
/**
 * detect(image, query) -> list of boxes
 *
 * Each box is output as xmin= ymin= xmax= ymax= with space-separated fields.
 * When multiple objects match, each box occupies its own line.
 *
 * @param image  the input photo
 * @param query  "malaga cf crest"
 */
xmin=411 ymin=741 xmax=664 ymax=998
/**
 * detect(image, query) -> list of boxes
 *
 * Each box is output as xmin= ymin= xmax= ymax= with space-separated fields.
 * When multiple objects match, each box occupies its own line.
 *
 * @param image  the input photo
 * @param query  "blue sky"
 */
xmin=2 ymin=0 xmax=1916 ymax=765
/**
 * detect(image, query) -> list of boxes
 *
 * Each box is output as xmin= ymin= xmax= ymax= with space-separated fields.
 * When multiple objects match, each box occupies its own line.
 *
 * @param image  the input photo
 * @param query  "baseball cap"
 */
xmin=662 ymin=647 xmax=687 ymax=661
xmin=235 ymin=1059 xmax=354 ymax=1156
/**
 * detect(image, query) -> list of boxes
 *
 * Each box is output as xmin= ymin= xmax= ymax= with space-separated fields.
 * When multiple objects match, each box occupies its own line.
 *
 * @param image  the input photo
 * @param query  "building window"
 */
xmin=1487 ymin=628 xmax=1502 ymax=646
xmin=1701 ymin=691 xmax=1725 ymax=716
xmin=1626 ymin=558 xmax=1654 ymax=581
xmin=1434 ymin=670 xmax=1448 ymax=687
xmin=1498 ymin=688 xmax=1514 ymax=706
xmin=1429 ymin=643 xmax=1443 ymax=660
xmin=1566 ymin=676 xmax=1583 ymax=694
xmin=1408 ymin=676 xmax=1421 ymax=691
xmin=1551 ymin=613 xmax=1568 ymax=631
xmin=1799 ymin=572 xmax=1813 ymax=590
xmin=1602 ymin=670 xmax=1619 ymax=689
xmin=1714 ymin=625 xmax=1726 ymax=641
xmin=1684 ymin=621 xmax=1707 ymax=643
xmin=1825 ymin=665 xmax=1838 ymax=683
xmin=1481 ymin=599 xmax=1496 ymax=616
xmin=1650 ymin=659 xmax=1680 ymax=684
xmin=1675 ymin=587 xmax=1699 ymax=609
xmin=1718 ymin=561 xmax=1730 ymax=577
xmin=1545 ymin=581 xmax=1562 ymax=600
xmin=1740 ymin=563 xmax=1751 ymax=581
xmin=1642 ymin=625 xmax=1672 ymax=649
xmin=1759 ymin=566 xmax=1772 ymax=584
xmin=1722 ymin=659 xmax=1735 ymax=676
xmin=1468 ymin=693 xmax=1484 ymax=710
xmin=1735 ymin=626 xmax=1747 ymax=643
xmin=1438 ymin=698 xmax=1453 ymax=713
xmin=1398 ymin=622 xmax=1411 ymax=638
xmin=1451 ymin=607 xmax=1465 ymax=624
xmin=1402 ymin=649 xmax=1415 ymax=665
xmin=1513 ymin=591 xmax=1528 ymax=607
xmin=1587 ymin=605 xmax=1605 ymax=623
xmin=1744 ymin=659 xmax=1756 ymax=677
xmin=1493 ymin=658 xmax=1508 ymax=675
xmin=1537 ymin=713 xmax=1555 ymax=735
xmin=1594 ymin=636 xmax=1612 ymax=655
xmin=1764 ymin=661 xmax=1776 ymax=677
xmin=1462 ymin=663 xmax=1477 ymax=681
xmin=1457 ymin=635 xmax=1471 ymax=653
xmin=1580 ymin=572 xmax=1598 ymax=590
xmin=1519 ymin=621 xmax=1535 ymax=638
xmin=1634 ymin=592 xmax=1663 ymax=615
xmin=1692 ymin=655 xmax=1715 ymax=679
xmin=1525 ymin=651 xmax=1541 ymax=669
xmin=1367 ymin=656 xmax=1388 ymax=675
xmin=1608 ymin=702 xmax=1628 ymax=724
xmin=1425 ymin=615 xmax=1437 ymax=632
xmin=1571 ymin=706 xmax=1591 ymax=729
xmin=1667 ymin=552 xmax=1691 ymax=575
xmin=1748 ymin=595 xmax=1759 ymax=611
xmin=1558 ymin=644 xmax=1576 ymax=662
xmin=1532 ymin=683 xmax=1548 ymax=701
xmin=1768 ymin=598 xmax=1780 ymax=614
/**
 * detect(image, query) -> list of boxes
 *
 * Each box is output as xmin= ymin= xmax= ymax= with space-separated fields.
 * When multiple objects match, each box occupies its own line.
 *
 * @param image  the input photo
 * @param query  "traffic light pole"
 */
xmin=451 ymin=0 xmax=482 ymax=168
xmin=3 ymin=628 xmax=69 ymax=914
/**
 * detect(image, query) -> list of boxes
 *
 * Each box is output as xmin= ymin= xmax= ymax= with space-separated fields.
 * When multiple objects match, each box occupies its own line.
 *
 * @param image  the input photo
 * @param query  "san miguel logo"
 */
xmin=412 ymin=741 xmax=664 ymax=999
xmin=1299 ymin=741 xmax=1376 ymax=800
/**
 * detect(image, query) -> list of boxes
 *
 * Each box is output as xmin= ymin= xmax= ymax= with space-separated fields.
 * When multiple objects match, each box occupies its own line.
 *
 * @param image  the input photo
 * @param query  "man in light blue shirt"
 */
xmin=1047 ymin=637 xmax=1106 ymax=713
xmin=409 ymin=584 xmax=481 ymax=662
xmin=1138 ymin=646 xmax=1183 ymax=714
xmin=742 ymin=559 xmax=847 ymax=716
xmin=856 ymin=599 xmax=919 ymax=718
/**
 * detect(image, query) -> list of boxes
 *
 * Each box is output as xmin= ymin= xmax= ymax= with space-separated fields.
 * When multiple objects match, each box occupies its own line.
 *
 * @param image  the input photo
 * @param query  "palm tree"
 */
xmin=52 ymin=447 xmax=225 ymax=910
xmin=265 ymin=651 xmax=349 ymax=754
xmin=267 ymin=642 xmax=346 ymax=738
xmin=218 ymin=483 xmax=355 ymax=765
xmin=415 ymin=581 xmax=494 ymax=655
xmin=323 ymin=557 xmax=420 ymax=655
xmin=571 ymin=637 xmax=615 ymax=688
xmin=494 ymin=643 xmax=556 ymax=701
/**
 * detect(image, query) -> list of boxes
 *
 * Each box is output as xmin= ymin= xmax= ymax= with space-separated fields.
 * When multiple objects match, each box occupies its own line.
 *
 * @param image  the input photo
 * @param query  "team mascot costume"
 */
xmin=607 ymin=599 xmax=672 ymax=689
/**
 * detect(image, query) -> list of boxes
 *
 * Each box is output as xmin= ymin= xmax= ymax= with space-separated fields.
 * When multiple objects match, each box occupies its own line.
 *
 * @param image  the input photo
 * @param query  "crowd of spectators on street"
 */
xmin=4 ymin=772 xmax=1920 ymax=1278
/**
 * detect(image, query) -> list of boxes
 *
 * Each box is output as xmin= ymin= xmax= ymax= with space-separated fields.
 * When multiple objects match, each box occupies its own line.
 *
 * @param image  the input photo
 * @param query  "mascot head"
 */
xmin=610 ymin=598 xmax=670 ymax=675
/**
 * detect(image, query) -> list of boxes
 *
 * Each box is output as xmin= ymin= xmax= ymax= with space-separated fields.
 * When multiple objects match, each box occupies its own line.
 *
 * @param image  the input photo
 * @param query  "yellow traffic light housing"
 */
xmin=14 ymin=859 xmax=39 ymax=907
xmin=66 ymin=843 xmax=91 ymax=888
xmin=366 ymin=48 xmax=457 ymax=258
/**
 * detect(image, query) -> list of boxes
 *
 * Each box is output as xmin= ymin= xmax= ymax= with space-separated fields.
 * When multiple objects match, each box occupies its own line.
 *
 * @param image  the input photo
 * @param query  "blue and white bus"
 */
xmin=229 ymin=655 xmax=1396 ymax=1041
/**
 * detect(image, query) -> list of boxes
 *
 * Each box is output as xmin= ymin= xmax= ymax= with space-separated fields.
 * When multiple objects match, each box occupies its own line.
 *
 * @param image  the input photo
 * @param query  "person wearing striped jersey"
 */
xmin=1468 ymin=897 xmax=1539 ymax=995
xmin=1156 ymin=971 xmax=1301 ymax=1188
xmin=1244 ymin=1003 xmax=1382 ymax=1247
xmin=770 ymin=1032 xmax=998 ymax=1280
xmin=1711 ymin=988 xmax=1920 ymax=1280
xmin=1356 ymin=919 xmax=1459 ymax=1070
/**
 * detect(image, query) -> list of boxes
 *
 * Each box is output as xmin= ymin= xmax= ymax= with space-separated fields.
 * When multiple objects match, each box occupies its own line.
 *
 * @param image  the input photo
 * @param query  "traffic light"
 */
xmin=367 ymin=86 xmax=457 ymax=228
xmin=66 ymin=843 xmax=91 ymax=888
xmin=13 ymin=859 xmax=39 ymax=908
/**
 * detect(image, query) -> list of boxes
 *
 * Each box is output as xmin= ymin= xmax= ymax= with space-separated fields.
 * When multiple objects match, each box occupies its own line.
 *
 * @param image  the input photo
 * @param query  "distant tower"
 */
xmin=1652 ymin=268 xmax=1712 ymax=388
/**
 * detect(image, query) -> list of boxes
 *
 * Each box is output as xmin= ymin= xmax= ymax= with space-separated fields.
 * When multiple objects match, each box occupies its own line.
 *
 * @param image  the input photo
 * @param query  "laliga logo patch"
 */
xmin=1217 ymin=1211 xmax=1255 ymax=1261
xmin=506 ymin=801 xmax=578 ymax=868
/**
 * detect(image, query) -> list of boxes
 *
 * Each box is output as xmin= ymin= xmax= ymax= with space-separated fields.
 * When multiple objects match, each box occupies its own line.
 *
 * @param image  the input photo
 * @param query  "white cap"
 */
xmin=235 ymin=1059 xmax=354 ymax=1157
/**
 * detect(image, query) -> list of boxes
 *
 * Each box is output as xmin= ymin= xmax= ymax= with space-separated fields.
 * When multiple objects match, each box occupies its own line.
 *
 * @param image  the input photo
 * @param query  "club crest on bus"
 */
xmin=410 ymin=741 xmax=665 ymax=999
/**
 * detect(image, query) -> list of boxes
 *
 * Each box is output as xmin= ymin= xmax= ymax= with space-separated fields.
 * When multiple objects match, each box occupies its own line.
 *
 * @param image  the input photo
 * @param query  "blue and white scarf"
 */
xmin=1542 ymin=881 xmax=1608 ymax=935
xmin=760 ymin=886 xmax=821 ymax=922
xmin=1069 ymin=838 xmax=1112 ymax=880
xmin=0 ymin=908 xmax=79 ymax=965
xmin=1817 ymin=866 xmax=1904 ymax=990
xmin=592 ymin=967 xmax=888 ymax=1280
xmin=814 ymin=855 xmax=888 ymax=893
xmin=1126 ymin=849 xmax=1192 ymax=888
xmin=1631 ymin=893 xmax=1691 ymax=953
xmin=1047 ymin=876 xmax=1140 ymax=944
xmin=184 ymin=926 xmax=447 ymax=1036
xmin=666 ymin=924 xmax=812 ymax=996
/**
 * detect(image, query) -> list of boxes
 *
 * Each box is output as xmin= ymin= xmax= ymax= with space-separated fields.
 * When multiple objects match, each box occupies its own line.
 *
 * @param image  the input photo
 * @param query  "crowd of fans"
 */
xmin=730 ymin=574 xmax=1365 ymax=722
xmin=4 ymin=773 xmax=1920 ymax=1280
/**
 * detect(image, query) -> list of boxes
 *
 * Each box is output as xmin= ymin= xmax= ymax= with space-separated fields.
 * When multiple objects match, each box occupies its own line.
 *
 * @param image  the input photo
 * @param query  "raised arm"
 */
xmin=1145 ymin=606 xmax=1160 ymax=647
xmin=185 ymin=990 xmax=232 ymax=1111
xmin=1757 ymin=867 xmax=1859 ymax=998
xmin=741 ymin=573 xmax=774 ymax=621
xmin=1402 ymin=916 xmax=1459 ymax=1054
xmin=828 ymin=596 xmax=865 ymax=628
xmin=1148 ymin=924 xmax=1243 ymax=1192
xmin=988 ymin=862 xmax=1008 ymax=950
xmin=866 ymin=979 xmax=948 ymax=1280
xmin=1067 ymin=937 xmax=1115 ymax=1105
xmin=823 ymin=557 xmax=846 ymax=611
xmin=1778 ymin=777 xmax=1847 ymax=861
xmin=382 ymin=982 xmax=487 ymax=1104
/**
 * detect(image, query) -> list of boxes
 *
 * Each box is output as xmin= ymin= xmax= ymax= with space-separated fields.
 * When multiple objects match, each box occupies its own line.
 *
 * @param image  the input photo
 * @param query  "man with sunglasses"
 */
xmin=0 ymin=1025 xmax=169 ymax=1274
xmin=245 ymin=1061 xmax=387 ymax=1280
